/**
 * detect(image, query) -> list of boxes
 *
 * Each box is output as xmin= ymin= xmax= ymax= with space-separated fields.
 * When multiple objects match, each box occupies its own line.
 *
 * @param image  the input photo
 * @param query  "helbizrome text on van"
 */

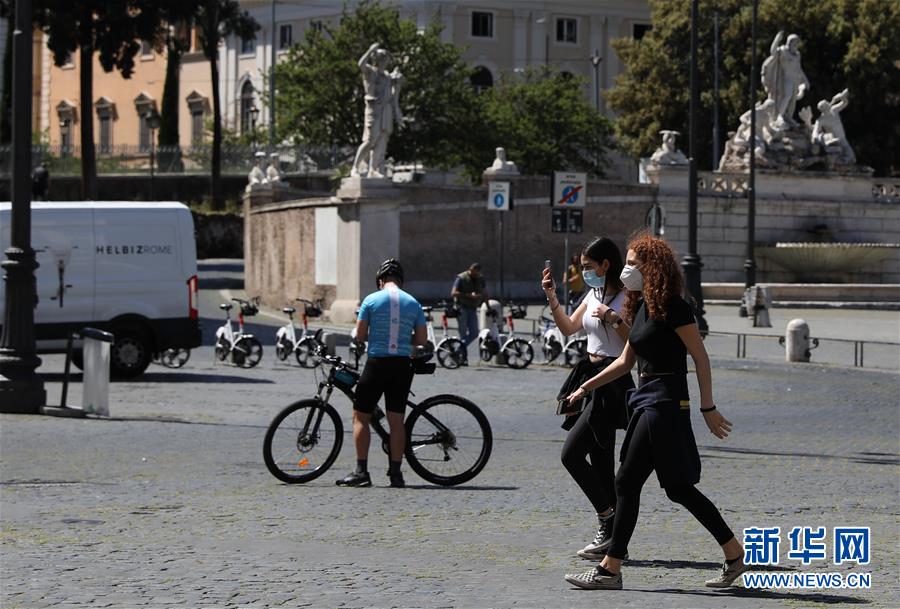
xmin=96 ymin=245 xmax=173 ymax=255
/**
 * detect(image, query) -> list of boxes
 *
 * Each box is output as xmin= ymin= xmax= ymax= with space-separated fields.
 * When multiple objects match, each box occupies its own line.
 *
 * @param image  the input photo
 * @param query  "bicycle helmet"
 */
xmin=376 ymin=258 xmax=404 ymax=285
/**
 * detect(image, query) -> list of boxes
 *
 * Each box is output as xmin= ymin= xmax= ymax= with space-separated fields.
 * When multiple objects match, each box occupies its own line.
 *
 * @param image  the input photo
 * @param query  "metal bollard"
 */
xmin=783 ymin=319 xmax=812 ymax=362
xmin=752 ymin=285 xmax=772 ymax=328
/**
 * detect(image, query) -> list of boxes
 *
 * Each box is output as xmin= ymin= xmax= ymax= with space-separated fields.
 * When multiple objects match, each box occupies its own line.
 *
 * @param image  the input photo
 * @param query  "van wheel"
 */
xmin=110 ymin=326 xmax=152 ymax=379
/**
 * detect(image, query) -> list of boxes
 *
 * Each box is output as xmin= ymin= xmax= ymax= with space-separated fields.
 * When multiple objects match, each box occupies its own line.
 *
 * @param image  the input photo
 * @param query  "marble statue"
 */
xmin=246 ymin=151 xmax=268 ymax=192
xmin=484 ymin=147 xmax=519 ymax=176
xmin=810 ymin=89 xmax=855 ymax=164
xmin=350 ymin=43 xmax=405 ymax=179
xmin=649 ymin=130 xmax=688 ymax=165
xmin=266 ymin=152 xmax=283 ymax=183
xmin=761 ymin=32 xmax=810 ymax=129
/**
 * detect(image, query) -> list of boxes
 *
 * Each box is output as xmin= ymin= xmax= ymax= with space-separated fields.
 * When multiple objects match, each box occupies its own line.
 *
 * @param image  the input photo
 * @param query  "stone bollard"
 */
xmin=784 ymin=319 xmax=812 ymax=362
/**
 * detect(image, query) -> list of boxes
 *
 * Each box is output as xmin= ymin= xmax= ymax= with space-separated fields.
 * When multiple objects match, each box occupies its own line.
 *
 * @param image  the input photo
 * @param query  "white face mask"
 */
xmin=620 ymin=264 xmax=644 ymax=291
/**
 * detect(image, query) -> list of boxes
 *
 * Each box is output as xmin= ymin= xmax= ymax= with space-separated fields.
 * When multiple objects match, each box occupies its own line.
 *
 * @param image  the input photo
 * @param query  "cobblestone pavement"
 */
xmin=2 ymin=342 xmax=898 ymax=608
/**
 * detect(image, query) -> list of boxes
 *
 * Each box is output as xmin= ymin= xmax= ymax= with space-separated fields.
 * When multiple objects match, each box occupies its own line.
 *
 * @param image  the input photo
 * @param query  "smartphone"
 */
xmin=544 ymin=259 xmax=552 ymax=270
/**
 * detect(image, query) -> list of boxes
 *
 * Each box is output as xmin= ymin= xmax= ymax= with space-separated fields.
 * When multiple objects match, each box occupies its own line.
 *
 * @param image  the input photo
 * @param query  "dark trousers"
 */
xmin=560 ymin=401 xmax=616 ymax=514
xmin=607 ymin=412 xmax=734 ymax=559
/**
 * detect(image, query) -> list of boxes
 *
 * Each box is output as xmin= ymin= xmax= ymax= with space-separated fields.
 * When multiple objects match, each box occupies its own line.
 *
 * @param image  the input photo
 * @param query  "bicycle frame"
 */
xmin=310 ymin=361 xmax=455 ymax=455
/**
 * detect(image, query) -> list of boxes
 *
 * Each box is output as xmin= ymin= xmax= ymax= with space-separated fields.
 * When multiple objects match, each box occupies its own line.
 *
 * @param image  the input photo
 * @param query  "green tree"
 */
xmin=481 ymin=69 xmax=613 ymax=178
xmin=36 ymin=0 xmax=163 ymax=199
xmin=607 ymin=0 xmax=900 ymax=176
xmin=195 ymin=0 xmax=258 ymax=210
xmin=273 ymin=0 xmax=483 ymax=174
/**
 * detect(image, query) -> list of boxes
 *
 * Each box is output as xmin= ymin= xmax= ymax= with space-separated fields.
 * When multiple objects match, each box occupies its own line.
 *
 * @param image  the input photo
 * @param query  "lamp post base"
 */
xmin=681 ymin=253 xmax=708 ymax=334
xmin=0 ymin=376 xmax=46 ymax=414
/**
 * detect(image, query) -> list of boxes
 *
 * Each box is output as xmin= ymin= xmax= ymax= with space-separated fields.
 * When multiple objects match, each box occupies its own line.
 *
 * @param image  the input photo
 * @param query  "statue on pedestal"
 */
xmin=246 ymin=151 xmax=268 ymax=192
xmin=649 ymin=130 xmax=688 ymax=166
xmin=266 ymin=152 xmax=284 ymax=183
xmin=484 ymin=147 xmax=519 ymax=176
xmin=350 ymin=43 xmax=405 ymax=179
xmin=809 ymin=89 xmax=855 ymax=165
xmin=761 ymin=32 xmax=810 ymax=129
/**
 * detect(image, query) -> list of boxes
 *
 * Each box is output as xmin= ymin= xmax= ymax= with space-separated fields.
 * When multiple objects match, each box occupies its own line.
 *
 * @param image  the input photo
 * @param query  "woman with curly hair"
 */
xmin=562 ymin=233 xmax=747 ymax=591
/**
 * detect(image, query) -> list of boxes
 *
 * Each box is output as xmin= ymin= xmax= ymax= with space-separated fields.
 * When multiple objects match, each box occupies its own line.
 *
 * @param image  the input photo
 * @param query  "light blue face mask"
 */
xmin=582 ymin=269 xmax=606 ymax=289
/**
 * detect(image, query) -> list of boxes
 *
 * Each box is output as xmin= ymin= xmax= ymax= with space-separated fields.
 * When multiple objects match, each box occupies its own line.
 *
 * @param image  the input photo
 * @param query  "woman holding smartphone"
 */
xmin=563 ymin=233 xmax=745 ymax=591
xmin=542 ymin=237 xmax=634 ymax=560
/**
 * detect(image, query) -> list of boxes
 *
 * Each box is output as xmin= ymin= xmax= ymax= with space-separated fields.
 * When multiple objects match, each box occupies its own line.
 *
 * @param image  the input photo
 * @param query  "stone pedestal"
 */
xmin=327 ymin=179 xmax=407 ymax=324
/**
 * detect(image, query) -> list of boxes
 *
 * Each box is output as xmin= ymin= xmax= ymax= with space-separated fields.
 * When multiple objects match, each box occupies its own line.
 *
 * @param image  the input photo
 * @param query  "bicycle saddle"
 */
xmin=220 ymin=303 xmax=233 ymax=311
xmin=282 ymin=307 xmax=296 ymax=314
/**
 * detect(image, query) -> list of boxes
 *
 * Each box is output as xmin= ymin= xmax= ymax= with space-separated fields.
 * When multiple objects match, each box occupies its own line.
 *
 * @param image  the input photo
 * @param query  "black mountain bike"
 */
xmin=263 ymin=351 xmax=492 ymax=486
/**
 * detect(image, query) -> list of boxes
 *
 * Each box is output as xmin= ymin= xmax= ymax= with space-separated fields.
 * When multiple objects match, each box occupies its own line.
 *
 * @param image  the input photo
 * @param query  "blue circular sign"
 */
xmin=493 ymin=193 xmax=505 ymax=208
xmin=562 ymin=185 xmax=579 ymax=205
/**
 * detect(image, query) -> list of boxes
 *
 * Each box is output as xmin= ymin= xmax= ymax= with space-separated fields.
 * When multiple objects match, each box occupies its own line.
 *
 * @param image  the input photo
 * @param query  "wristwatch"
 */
xmin=610 ymin=314 xmax=623 ymax=329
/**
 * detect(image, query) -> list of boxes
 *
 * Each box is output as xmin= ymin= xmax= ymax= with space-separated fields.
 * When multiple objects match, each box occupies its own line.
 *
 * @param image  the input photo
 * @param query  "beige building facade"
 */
xmin=35 ymin=1 xmax=650 ymax=152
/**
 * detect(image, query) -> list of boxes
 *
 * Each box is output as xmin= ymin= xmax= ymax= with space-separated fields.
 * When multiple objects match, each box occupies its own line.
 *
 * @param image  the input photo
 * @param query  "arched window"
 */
xmin=239 ymin=81 xmax=256 ymax=134
xmin=470 ymin=66 xmax=493 ymax=93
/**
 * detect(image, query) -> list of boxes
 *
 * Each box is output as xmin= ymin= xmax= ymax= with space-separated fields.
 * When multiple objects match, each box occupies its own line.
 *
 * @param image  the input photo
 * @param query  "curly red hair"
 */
xmin=622 ymin=232 xmax=684 ymax=323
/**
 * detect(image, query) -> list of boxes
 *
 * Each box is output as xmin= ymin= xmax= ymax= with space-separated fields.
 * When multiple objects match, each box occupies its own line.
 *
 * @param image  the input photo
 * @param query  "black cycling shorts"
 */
xmin=354 ymin=356 xmax=414 ymax=414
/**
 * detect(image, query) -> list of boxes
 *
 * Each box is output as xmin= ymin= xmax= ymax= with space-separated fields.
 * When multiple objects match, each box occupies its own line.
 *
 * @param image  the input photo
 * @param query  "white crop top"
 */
xmin=580 ymin=288 xmax=626 ymax=357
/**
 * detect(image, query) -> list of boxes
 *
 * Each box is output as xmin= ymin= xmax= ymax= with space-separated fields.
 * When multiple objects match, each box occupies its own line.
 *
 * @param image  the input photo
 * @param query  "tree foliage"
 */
xmin=606 ymin=0 xmax=900 ymax=176
xmin=275 ymin=0 xmax=612 ymax=180
xmin=194 ymin=0 xmax=258 ymax=209
xmin=481 ymin=69 xmax=613 ymax=178
xmin=274 ymin=0 xmax=483 ymax=174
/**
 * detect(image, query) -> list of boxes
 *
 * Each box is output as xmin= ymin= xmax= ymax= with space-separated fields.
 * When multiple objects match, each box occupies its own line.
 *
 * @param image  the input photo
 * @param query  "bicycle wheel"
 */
xmin=564 ymin=338 xmax=586 ymax=367
xmin=214 ymin=337 xmax=229 ymax=362
xmin=542 ymin=338 xmax=562 ymax=363
xmin=162 ymin=348 xmax=190 ymax=368
xmin=502 ymin=338 xmax=533 ymax=369
xmin=405 ymin=394 xmax=492 ymax=486
xmin=275 ymin=336 xmax=292 ymax=361
xmin=436 ymin=337 xmax=464 ymax=369
xmin=294 ymin=337 xmax=321 ymax=368
xmin=263 ymin=399 xmax=344 ymax=484
xmin=233 ymin=336 xmax=263 ymax=368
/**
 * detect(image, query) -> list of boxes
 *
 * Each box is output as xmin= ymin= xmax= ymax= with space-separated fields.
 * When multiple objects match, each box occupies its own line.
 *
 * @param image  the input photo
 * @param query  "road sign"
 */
xmin=568 ymin=209 xmax=583 ymax=233
xmin=552 ymin=208 xmax=583 ymax=233
xmin=487 ymin=181 xmax=511 ymax=211
xmin=552 ymin=171 xmax=587 ymax=208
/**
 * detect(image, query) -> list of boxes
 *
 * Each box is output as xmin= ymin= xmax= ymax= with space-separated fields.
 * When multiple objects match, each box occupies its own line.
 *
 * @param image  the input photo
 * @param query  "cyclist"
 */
xmin=336 ymin=259 xmax=428 ymax=488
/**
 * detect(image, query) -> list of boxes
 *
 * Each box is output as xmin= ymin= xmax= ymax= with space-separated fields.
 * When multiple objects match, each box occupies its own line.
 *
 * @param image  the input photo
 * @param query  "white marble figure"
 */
xmin=761 ymin=32 xmax=810 ymax=129
xmin=734 ymin=99 xmax=777 ymax=153
xmin=246 ymin=151 xmax=268 ymax=192
xmin=649 ymin=130 xmax=688 ymax=165
xmin=484 ymin=147 xmax=519 ymax=175
xmin=811 ymin=89 xmax=855 ymax=163
xmin=350 ymin=43 xmax=404 ymax=179
xmin=266 ymin=152 xmax=283 ymax=183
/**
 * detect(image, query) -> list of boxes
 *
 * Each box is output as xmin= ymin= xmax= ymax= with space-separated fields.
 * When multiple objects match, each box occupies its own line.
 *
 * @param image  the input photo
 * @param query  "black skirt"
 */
xmin=619 ymin=377 xmax=701 ymax=488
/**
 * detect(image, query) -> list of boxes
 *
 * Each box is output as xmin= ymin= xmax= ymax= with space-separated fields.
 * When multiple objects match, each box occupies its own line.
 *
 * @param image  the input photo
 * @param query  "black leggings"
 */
xmin=607 ymin=413 xmax=734 ymax=559
xmin=560 ymin=401 xmax=616 ymax=514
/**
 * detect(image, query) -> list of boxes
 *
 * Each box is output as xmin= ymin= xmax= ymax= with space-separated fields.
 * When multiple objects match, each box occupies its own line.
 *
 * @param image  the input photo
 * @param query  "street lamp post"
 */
xmin=590 ymin=48 xmax=603 ymax=113
xmin=0 ymin=0 xmax=46 ymax=413
xmin=249 ymin=105 xmax=259 ymax=152
xmin=146 ymin=108 xmax=161 ymax=201
xmin=682 ymin=0 xmax=708 ymax=333
xmin=269 ymin=0 xmax=277 ymax=151
xmin=741 ymin=0 xmax=760 ymax=317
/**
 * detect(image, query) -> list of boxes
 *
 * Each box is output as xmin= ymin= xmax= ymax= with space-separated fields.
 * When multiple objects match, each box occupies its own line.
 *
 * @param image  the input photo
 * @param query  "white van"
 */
xmin=0 ymin=201 xmax=201 ymax=378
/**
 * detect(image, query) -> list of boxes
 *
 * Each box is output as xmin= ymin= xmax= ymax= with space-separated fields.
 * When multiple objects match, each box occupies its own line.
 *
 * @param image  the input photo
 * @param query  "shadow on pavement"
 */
xmin=625 ymin=559 xmax=732 ymax=571
xmin=701 ymin=445 xmax=898 ymax=465
xmin=402 ymin=484 xmax=520 ymax=491
xmin=648 ymin=587 xmax=870 ymax=605
xmin=38 ymin=371 xmax=274 ymax=385
xmin=199 ymin=277 xmax=244 ymax=290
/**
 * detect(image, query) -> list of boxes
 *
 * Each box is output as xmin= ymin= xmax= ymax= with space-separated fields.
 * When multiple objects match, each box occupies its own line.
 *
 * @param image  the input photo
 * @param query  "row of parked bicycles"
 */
xmin=152 ymin=296 xmax=589 ymax=371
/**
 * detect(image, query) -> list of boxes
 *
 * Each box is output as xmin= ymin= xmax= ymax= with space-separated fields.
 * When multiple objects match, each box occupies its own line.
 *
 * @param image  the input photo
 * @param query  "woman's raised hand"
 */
xmin=541 ymin=267 xmax=556 ymax=298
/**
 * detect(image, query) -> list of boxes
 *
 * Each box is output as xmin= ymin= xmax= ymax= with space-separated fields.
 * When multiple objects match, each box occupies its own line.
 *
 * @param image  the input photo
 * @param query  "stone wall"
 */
xmin=655 ymin=170 xmax=900 ymax=284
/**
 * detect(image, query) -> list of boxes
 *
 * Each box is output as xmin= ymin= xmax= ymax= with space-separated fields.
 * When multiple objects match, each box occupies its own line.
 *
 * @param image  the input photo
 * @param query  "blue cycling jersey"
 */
xmin=358 ymin=285 xmax=426 ymax=358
